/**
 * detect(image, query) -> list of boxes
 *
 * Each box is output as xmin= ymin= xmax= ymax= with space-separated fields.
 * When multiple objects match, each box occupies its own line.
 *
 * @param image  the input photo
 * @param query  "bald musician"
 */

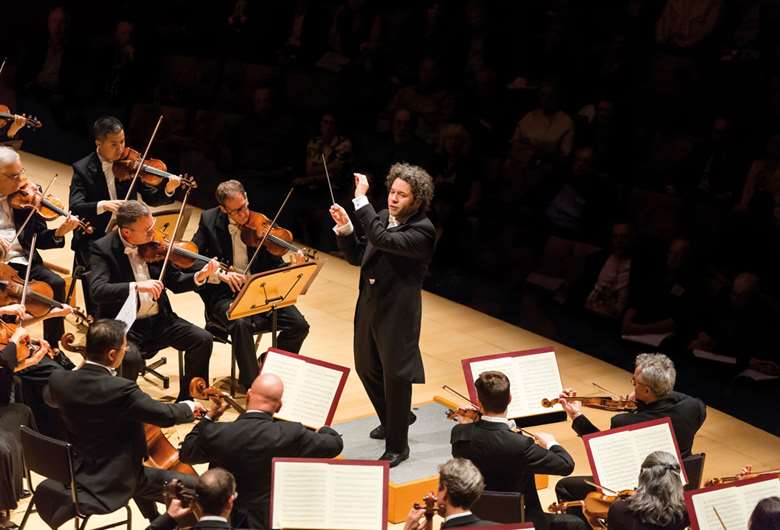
xmin=179 ymin=373 xmax=343 ymax=530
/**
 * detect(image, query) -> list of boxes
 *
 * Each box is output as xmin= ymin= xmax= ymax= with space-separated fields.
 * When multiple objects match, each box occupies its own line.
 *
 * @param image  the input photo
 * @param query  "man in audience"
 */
xmin=555 ymin=353 xmax=706 ymax=506
xmin=179 ymin=373 xmax=343 ymax=529
xmin=46 ymin=319 xmax=203 ymax=527
xmin=512 ymin=81 xmax=574 ymax=160
xmin=451 ymin=371 xmax=581 ymax=530
xmin=149 ymin=468 xmax=238 ymax=530
xmin=404 ymin=458 xmax=494 ymax=529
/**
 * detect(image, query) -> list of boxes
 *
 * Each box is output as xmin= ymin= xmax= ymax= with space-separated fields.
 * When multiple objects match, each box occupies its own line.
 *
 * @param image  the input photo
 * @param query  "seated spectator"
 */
xmin=326 ymin=0 xmax=379 ymax=60
xmin=276 ymin=0 xmax=328 ymax=64
xmin=689 ymin=273 xmax=780 ymax=374
xmin=739 ymin=135 xmax=780 ymax=222
xmin=512 ymin=80 xmax=574 ymax=160
xmin=607 ymin=451 xmax=689 ymax=530
xmin=655 ymin=0 xmax=721 ymax=49
xmin=584 ymin=222 xmax=634 ymax=320
xmin=93 ymin=20 xmax=142 ymax=110
xmin=432 ymin=123 xmax=481 ymax=216
xmin=575 ymin=99 xmax=623 ymax=179
xmin=685 ymin=117 xmax=746 ymax=203
xmin=388 ymin=56 xmax=456 ymax=145
xmin=622 ymin=238 xmax=700 ymax=343
xmin=749 ymin=497 xmax=780 ymax=530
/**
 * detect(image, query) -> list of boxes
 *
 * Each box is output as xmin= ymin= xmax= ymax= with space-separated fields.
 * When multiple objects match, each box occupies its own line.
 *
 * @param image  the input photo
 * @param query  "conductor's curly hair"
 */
xmin=385 ymin=162 xmax=435 ymax=212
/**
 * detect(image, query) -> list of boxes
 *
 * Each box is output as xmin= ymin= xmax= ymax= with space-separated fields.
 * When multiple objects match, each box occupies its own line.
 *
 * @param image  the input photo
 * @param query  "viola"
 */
xmin=238 ymin=210 xmax=317 ymax=261
xmin=9 ymin=180 xmax=93 ymax=233
xmin=541 ymin=395 xmax=637 ymax=412
xmin=0 ymin=320 xmax=52 ymax=371
xmin=137 ymin=228 xmax=230 ymax=271
xmin=413 ymin=494 xmax=439 ymax=530
xmin=112 ymin=147 xmax=197 ymax=189
xmin=165 ymin=478 xmax=202 ymax=526
xmin=189 ymin=376 xmax=246 ymax=414
xmin=0 ymin=104 xmax=42 ymax=130
xmin=549 ymin=489 xmax=635 ymax=530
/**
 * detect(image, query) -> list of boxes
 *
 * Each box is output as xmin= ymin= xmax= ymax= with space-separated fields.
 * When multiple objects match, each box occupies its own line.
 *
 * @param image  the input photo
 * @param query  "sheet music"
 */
xmin=739 ymin=479 xmax=780 ymax=522
xmin=513 ymin=351 xmax=563 ymax=416
xmin=272 ymin=461 xmax=329 ymax=529
xmin=261 ymin=352 xmax=303 ymax=396
xmin=328 ymin=465 xmax=385 ymax=530
xmin=469 ymin=356 xmax=523 ymax=415
xmin=115 ymin=282 xmax=137 ymax=332
xmin=288 ymin=363 xmax=344 ymax=427
xmin=630 ymin=423 xmax=686 ymax=486
xmin=587 ymin=430 xmax=639 ymax=492
xmin=691 ymin=488 xmax=745 ymax=530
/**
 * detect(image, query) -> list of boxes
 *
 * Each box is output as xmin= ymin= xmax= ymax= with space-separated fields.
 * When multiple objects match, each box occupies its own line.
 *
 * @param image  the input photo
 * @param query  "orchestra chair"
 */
xmin=18 ymin=426 xmax=132 ymax=530
xmin=471 ymin=490 xmax=525 ymax=524
xmin=203 ymin=313 xmax=264 ymax=397
xmin=682 ymin=452 xmax=706 ymax=491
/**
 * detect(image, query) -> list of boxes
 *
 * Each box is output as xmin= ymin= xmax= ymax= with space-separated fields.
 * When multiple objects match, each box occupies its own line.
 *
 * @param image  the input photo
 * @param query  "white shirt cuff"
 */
xmin=208 ymin=270 xmax=222 ymax=284
xmin=332 ymin=221 xmax=354 ymax=236
xmin=164 ymin=186 xmax=175 ymax=197
xmin=193 ymin=271 xmax=207 ymax=286
xmin=97 ymin=201 xmax=107 ymax=215
xmin=352 ymin=195 xmax=369 ymax=210
xmin=181 ymin=400 xmax=196 ymax=413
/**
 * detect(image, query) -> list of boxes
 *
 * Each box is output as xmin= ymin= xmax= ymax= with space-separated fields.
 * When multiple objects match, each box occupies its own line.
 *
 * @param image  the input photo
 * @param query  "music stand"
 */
xmin=226 ymin=261 xmax=323 ymax=347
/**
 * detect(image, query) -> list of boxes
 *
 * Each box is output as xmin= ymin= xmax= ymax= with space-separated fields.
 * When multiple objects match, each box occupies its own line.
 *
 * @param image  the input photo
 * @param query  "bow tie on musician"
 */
xmin=189 ymin=179 xmax=310 ymax=392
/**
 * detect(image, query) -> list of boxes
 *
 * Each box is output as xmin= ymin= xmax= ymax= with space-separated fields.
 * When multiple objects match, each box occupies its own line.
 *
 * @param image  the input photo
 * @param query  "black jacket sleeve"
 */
xmin=89 ymin=241 xmax=132 ymax=305
xmin=146 ymin=513 xmax=178 ymax=530
xmin=292 ymin=425 xmax=344 ymax=458
xmin=0 ymin=342 xmax=17 ymax=370
xmin=69 ymin=164 xmax=101 ymax=218
xmin=571 ymin=414 xmax=600 ymax=437
xmin=123 ymin=382 xmax=194 ymax=427
xmin=336 ymin=228 xmax=366 ymax=266
xmin=523 ymin=442 xmax=575 ymax=476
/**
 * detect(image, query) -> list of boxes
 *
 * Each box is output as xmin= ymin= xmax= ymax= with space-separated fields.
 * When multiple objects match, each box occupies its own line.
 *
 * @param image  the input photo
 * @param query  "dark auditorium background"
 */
xmin=2 ymin=0 xmax=778 ymax=434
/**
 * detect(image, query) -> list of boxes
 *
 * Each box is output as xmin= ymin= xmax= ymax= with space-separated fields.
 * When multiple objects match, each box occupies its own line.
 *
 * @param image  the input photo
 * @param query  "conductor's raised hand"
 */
xmin=354 ymin=172 xmax=369 ymax=198
xmin=329 ymin=203 xmax=350 ymax=227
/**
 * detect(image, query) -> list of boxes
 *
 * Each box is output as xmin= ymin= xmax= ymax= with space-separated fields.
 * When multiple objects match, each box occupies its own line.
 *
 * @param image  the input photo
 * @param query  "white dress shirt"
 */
xmin=119 ymin=233 xmax=160 ymax=319
xmin=228 ymin=222 xmax=249 ymax=272
xmin=332 ymin=196 xmax=400 ymax=236
xmin=0 ymin=195 xmax=27 ymax=265
xmin=96 ymin=151 xmax=119 ymax=214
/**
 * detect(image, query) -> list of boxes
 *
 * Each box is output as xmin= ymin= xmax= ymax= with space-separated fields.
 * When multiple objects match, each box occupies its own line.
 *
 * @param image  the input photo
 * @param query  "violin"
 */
xmin=9 ymin=179 xmax=93 ymax=233
xmin=239 ymin=210 xmax=317 ymax=261
xmin=0 ymin=104 xmax=42 ymax=130
xmin=137 ymin=229 xmax=230 ymax=271
xmin=189 ymin=377 xmax=246 ymax=414
xmin=112 ymin=147 xmax=197 ymax=189
xmin=165 ymin=478 xmax=202 ymax=527
xmin=548 ymin=488 xmax=635 ymax=530
xmin=705 ymin=467 xmax=780 ymax=487
xmin=541 ymin=395 xmax=637 ymax=412
xmin=413 ymin=494 xmax=439 ymax=530
xmin=0 ymin=320 xmax=52 ymax=371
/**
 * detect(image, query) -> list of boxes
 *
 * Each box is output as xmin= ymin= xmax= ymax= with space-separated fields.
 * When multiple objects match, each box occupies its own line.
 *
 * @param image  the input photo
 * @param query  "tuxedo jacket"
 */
xmin=441 ymin=513 xmax=495 ymax=528
xmin=179 ymin=411 xmax=343 ymax=530
xmin=69 ymin=152 xmax=171 ymax=252
xmin=336 ymin=203 xmax=435 ymax=383
xmin=452 ymin=420 xmax=575 ymax=517
xmin=88 ymin=230 xmax=198 ymax=320
xmin=47 ymin=363 xmax=193 ymax=513
xmin=148 ymin=514 xmax=249 ymax=530
xmin=571 ymin=391 xmax=706 ymax=457
xmin=7 ymin=202 xmax=65 ymax=265
xmin=191 ymin=207 xmax=283 ymax=308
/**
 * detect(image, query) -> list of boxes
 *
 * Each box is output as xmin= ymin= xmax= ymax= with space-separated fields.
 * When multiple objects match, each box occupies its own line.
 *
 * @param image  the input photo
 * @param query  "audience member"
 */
xmin=739 ymin=135 xmax=780 ymax=222
xmin=583 ymin=222 xmax=634 ymax=320
xmin=512 ymin=81 xmax=574 ymax=160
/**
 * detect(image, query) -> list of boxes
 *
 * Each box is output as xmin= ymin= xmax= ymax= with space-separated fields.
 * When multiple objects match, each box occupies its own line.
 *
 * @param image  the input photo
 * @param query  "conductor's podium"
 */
xmin=334 ymin=399 xmax=549 ymax=523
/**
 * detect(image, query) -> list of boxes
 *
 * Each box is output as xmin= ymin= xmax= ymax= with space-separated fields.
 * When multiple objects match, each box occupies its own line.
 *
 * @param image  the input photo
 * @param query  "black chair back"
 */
xmin=471 ymin=490 xmax=525 ymax=523
xmin=683 ymin=452 xmax=706 ymax=491
xmin=20 ymin=425 xmax=74 ymax=486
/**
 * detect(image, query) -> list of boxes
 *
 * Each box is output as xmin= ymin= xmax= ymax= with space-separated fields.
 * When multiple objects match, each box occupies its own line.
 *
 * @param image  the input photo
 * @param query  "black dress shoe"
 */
xmin=379 ymin=447 xmax=410 ymax=468
xmin=368 ymin=411 xmax=417 ymax=440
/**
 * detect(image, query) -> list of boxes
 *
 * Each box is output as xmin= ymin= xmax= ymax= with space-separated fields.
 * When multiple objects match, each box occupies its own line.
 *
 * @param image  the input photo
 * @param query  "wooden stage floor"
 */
xmin=12 ymin=151 xmax=780 ymax=530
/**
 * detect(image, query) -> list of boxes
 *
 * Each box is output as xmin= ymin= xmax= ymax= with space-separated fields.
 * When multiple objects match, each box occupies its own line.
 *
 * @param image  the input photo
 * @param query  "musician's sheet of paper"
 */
xmin=465 ymin=349 xmax=563 ymax=418
xmin=687 ymin=477 xmax=780 ymax=530
xmin=271 ymin=459 xmax=387 ymax=530
xmin=585 ymin=419 xmax=686 ymax=492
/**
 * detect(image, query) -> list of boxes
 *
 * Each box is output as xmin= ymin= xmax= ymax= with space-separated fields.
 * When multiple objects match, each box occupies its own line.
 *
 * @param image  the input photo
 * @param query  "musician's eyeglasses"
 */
xmin=1 ymin=168 xmax=25 ymax=179
xmin=224 ymin=201 xmax=249 ymax=216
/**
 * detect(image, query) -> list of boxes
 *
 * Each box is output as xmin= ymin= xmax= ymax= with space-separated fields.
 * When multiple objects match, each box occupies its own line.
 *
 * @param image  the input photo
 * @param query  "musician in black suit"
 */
xmin=148 ymin=468 xmax=243 ymax=530
xmin=404 ymin=458 xmax=495 ymax=530
xmin=0 ymin=146 xmax=81 ymax=347
xmin=89 ymin=201 xmax=217 ymax=399
xmin=191 ymin=180 xmax=309 ymax=390
xmin=179 ymin=372 xmax=344 ymax=530
xmin=69 ymin=116 xmax=180 ymax=313
xmin=555 ymin=353 xmax=706 ymax=506
xmin=46 ymin=319 xmax=204 ymax=527
xmin=451 ymin=371 xmax=580 ymax=530
xmin=329 ymin=163 xmax=435 ymax=467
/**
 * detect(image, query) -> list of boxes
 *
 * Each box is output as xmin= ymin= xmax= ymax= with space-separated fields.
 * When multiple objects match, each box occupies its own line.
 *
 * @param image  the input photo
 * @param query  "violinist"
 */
xmin=555 ymin=353 xmax=706 ymax=514
xmin=46 ymin=319 xmax=205 ymax=528
xmin=0 ymin=113 xmax=29 ymax=142
xmin=88 ymin=201 xmax=217 ymax=399
xmin=404 ymin=458 xmax=493 ymax=529
xmin=0 ymin=146 xmax=80 ymax=348
xmin=191 ymin=179 xmax=309 ymax=389
xmin=69 ymin=116 xmax=181 ymax=303
xmin=450 ymin=371 xmax=579 ymax=530
xmin=149 ymin=468 xmax=239 ymax=530
xmin=607 ymin=451 xmax=688 ymax=530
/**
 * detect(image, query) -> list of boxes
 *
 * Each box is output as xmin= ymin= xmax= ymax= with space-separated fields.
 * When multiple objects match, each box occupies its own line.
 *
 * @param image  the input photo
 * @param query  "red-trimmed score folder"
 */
xmin=685 ymin=475 xmax=780 ymax=530
xmin=260 ymin=348 xmax=350 ymax=429
xmin=583 ymin=417 xmax=688 ymax=493
xmin=270 ymin=457 xmax=389 ymax=530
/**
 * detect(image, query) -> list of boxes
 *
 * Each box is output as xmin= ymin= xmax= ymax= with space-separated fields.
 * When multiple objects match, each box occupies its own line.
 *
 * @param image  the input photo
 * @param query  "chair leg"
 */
xmin=178 ymin=350 xmax=184 ymax=385
xmin=78 ymin=514 xmax=90 ymax=530
xmin=140 ymin=358 xmax=170 ymax=389
xmin=125 ymin=505 xmax=131 ymax=530
xmin=18 ymin=499 xmax=36 ymax=530
xmin=230 ymin=350 xmax=237 ymax=397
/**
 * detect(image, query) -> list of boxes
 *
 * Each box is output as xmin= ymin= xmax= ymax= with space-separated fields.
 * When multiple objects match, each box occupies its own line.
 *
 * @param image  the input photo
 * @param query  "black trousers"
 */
xmin=0 ymin=403 xmax=35 ymax=511
xmin=126 ymin=313 xmax=213 ymax=401
xmin=17 ymin=356 xmax=66 ymax=438
xmin=10 ymin=262 xmax=66 ymax=347
xmin=555 ymin=474 xmax=596 ymax=524
xmin=207 ymin=297 xmax=310 ymax=389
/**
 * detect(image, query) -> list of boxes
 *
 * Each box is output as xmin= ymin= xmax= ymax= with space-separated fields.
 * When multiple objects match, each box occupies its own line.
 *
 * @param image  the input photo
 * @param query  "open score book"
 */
xmin=583 ymin=417 xmax=687 ymax=493
xmin=260 ymin=348 xmax=350 ymax=429
xmin=270 ymin=458 xmax=389 ymax=530
xmin=462 ymin=347 xmax=564 ymax=419
xmin=685 ymin=475 xmax=780 ymax=530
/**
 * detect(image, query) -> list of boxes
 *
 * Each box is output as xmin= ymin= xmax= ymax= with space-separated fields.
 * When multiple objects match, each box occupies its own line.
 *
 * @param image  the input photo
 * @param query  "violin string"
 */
xmin=122 ymin=115 xmax=163 ymax=202
xmin=9 ymin=174 xmax=58 ymax=247
xmin=243 ymin=187 xmax=295 ymax=276
xmin=321 ymin=154 xmax=337 ymax=205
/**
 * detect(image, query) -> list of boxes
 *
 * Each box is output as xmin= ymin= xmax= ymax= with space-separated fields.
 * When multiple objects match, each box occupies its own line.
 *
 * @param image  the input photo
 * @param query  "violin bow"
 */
xmin=157 ymin=186 xmax=192 ymax=282
xmin=9 ymin=174 xmax=58 ymax=247
xmin=243 ymin=187 xmax=295 ymax=275
xmin=442 ymin=384 xmax=480 ymax=409
xmin=321 ymin=153 xmax=336 ymax=205
xmin=122 ymin=115 xmax=163 ymax=202
xmin=17 ymin=233 xmax=37 ymax=324
xmin=592 ymin=382 xmax=620 ymax=398
xmin=584 ymin=480 xmax=618 ymax=495
xmin=0 ymin=58 xmax=6 ymax=78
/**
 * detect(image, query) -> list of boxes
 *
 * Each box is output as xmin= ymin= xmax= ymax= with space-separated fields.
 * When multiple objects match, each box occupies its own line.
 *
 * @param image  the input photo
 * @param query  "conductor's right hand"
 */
xmin=329 ymin=203 xmax=350 ymax=227
xmin=136 ymin=280 xmax=164 ymax=300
